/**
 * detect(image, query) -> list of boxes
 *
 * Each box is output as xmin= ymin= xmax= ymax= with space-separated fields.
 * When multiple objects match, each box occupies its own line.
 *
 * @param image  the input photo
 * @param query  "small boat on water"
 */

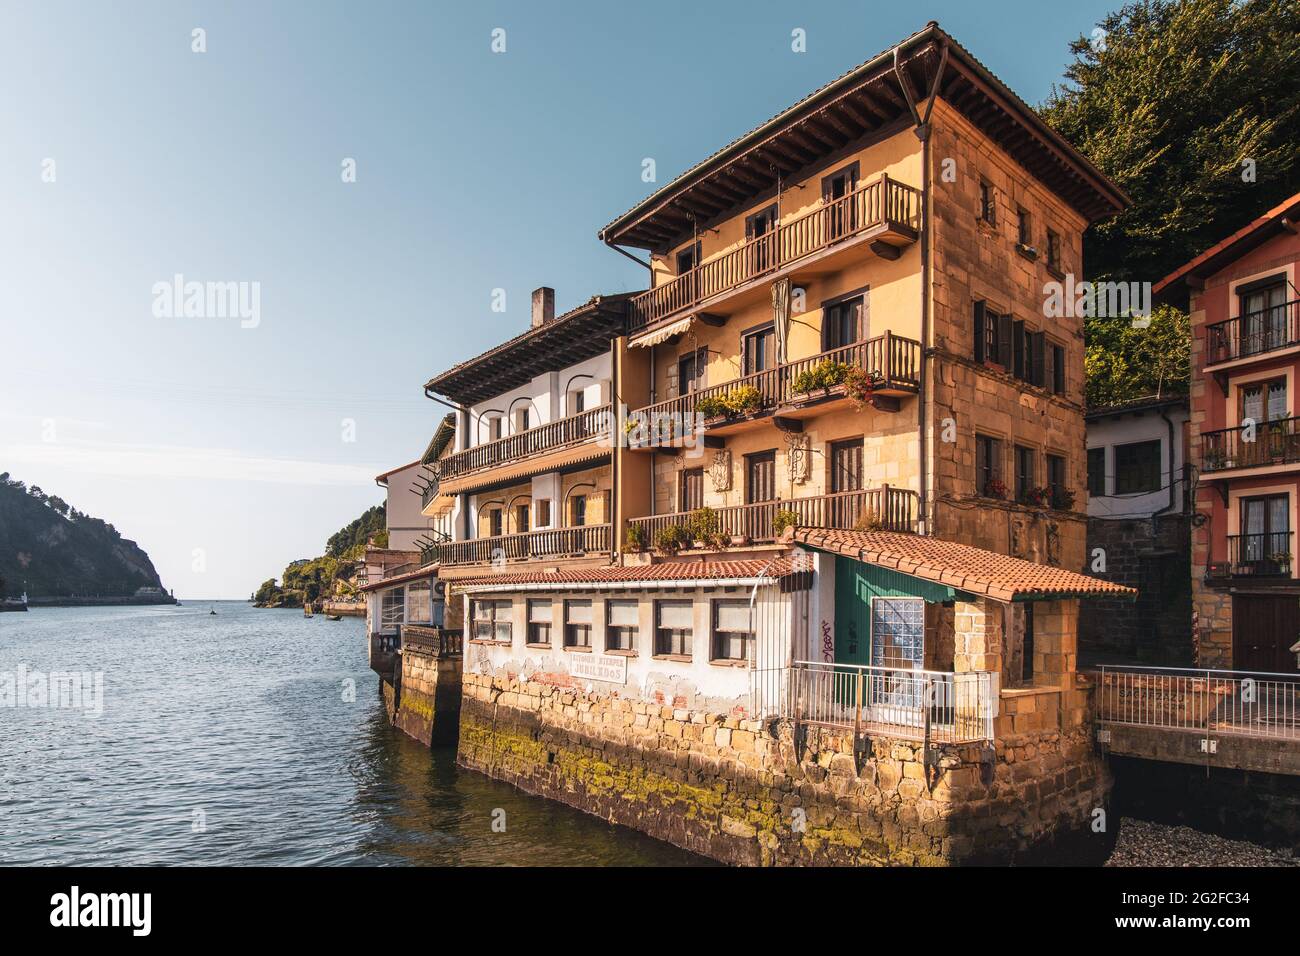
xmin=326 ymin=613 xmax=342 ymax=621
xmin=1 ymin=593 xmax=28 ymax=612
xmin=209 ymin=608 xmax=217 ymax=615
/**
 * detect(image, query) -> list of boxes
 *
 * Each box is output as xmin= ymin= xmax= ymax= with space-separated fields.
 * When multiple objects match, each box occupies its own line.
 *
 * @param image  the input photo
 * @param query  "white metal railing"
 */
xmin=786 ymin=660 xmax=996 ymax=743
xmin=1096 ymin=665 xmax=1300 ymax=741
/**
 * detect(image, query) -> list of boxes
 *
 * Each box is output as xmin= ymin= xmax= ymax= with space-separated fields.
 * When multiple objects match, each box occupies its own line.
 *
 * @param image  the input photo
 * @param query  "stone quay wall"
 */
xmin=457 ymin=671 xmax=1115 ymax=866
xmin=393 ymin=646 xmax=463 ymax=747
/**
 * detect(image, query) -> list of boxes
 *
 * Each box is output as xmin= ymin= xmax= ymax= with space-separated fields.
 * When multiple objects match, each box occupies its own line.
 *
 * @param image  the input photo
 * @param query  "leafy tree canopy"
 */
xmin=1084 ymin=304 xmax=1190 ymax=406
xmin=1041 ymin=0 xmax=1300 ymax=283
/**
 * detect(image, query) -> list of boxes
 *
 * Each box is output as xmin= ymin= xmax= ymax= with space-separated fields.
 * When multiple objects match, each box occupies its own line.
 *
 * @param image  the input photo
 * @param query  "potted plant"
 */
xmin=772 ymin=508 xmax=799 ymax=537
xmin=1050 ymin=487 xmax=1077 ymax=511
xmin=695 ymin=394 xmax=727 ymax=420
xmin=722 ymin=384 xmax=762 ymax=416
xmin=624 ymin=524 xmax=647 ymax=553
xmin=653 ymin=524 xmax=691 ymax=555
xmin=983 ymin=478 xmax=1008 ymax=500
xmin=686 ymin=507 xmax=724 ymax=550
xmin=844 ymin=367 xmax=884 ymax=411
xmin=792 ymin=359 xmax=849 ymax=396
xmin=1024 ymin=486 xmax=1051 ymax=508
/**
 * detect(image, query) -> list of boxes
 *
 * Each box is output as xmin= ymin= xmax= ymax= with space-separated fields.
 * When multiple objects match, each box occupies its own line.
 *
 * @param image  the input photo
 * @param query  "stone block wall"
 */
xmin=394 ymin=647 xmax=463 ymax=747
xmin=458 ymin=671 xmax=1114 ymax=866
xmin=1080 ymin=515 xmax=1193 ymax=666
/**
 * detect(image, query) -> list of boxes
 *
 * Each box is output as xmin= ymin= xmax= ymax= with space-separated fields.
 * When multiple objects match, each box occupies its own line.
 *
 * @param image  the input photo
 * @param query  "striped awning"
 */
xmin=631 ymin=315 xmax=693 ymax=349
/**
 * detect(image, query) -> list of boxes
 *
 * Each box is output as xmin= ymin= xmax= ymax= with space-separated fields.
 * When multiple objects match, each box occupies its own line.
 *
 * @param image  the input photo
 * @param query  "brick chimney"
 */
xmin=531 ymin=287 xmax=555 ymax=328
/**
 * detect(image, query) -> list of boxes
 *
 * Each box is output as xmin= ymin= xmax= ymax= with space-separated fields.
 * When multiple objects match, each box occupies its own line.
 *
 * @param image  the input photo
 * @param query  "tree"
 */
xmin=1041 ymin=0 xmax=1300 ymax=283
xmin=1085 ymin=304 xmax=1190 ymax=406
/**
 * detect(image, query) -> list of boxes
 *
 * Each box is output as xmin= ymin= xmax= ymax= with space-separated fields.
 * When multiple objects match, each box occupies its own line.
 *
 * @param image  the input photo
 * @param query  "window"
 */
xmin=513 ymin=407 xmax=530 ymax=433
xmin=675 ymin=241 xmax=700 ymax=275
xmin=526 ymin=599 xmax=552 ymax=645
xmin=1050 ymin=343 xmax=1066 ymax=395
xmin=1087 ymin=447 xmax=1106 ymax=497
xmin=744 ymin=205 xmax=778 ymax=272
xmin=606 ymin=599 xmax=638 ymax=652
xmin=488 ymin=416 xmax=503 ymax=442
xmin=570 ymin=494 xmax=587 ymax=527
xmin=563 ymin=600 xmax=592 ymax=649
xmin=407 ymin=581 xmax=432 ymax=624
xmin=711 ymin=599 xmax=753 ymax=662
xmin=1017 ymin=207 xmax=1032 ymax=246
xmin=1241 ymin=378 xmax=1288 ymax=424
xmin=822 ymin=163 xmax=859 ymax=239
xmin=654 ymin=600 xmax=693 ymax=658
xmin=569 ymin=389 xmax=586 ymax=415
xmin=976 ymin=434 xmax=1003 ymax=497
xmin=1046 ymin=229 xmax=1062 ymax=273
xmin=973 ymin=301 xmax=1012 ymax=368
xmin=830 ymin=439 xmax=863 ymax=493
xmin=1238 ymin=276 xmax=1289 ymax=356
xmin=745 ymin=450 xmax=776 ymax=504
xmin=380 ymin=589 xmax=404 ymax=630
xmin=1047 ymin=454 xmax=1067 ymax=508
xmin=680 ymin=468 xmax=704 ymax=512
xmin=536 ymin=499 xmax=551 ymax=528
xmin=1114 ymin=440 xmax=1161 ymax=495
xmin=742 ymin=323 xmax=775 ymax=374
xmin=677 ymin=348 xmax=706 ymax=395
xmin=515 ymin=504 xmax=530 ymax=534
xmin=1239 ymin=494 xmax=1290 ymax=572
xmin=472 ymin=599 xmax=511 ymax=643
xmin=1015 ymin=445 xmax=1036 ymax=503
xmin=870 ymin=598 xmax=924 ymax=670
xmin=979 ymin=179 xmax=997 ymax=226
xmin=823 ymin=294 xmax=866 ymax=350
xmin=488 ymin=508 xmax=503 ymax=537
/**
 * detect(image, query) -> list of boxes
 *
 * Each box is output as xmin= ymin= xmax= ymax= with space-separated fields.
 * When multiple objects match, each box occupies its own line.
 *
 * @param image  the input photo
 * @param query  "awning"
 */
xmin=791 ymin=528 xmax=1137 ymax=603
xmin=630 ymin=315 xmax=694 ymax=349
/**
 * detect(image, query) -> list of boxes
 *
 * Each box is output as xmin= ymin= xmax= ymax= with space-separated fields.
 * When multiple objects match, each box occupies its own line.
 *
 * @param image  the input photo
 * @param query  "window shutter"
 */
xmin=566 ymin=600 xmax=592 ymax=624
xmin=1029 ymin=332 xmax=1046 ymax=387
xmin=997 ymin=314 xmax=1013 ymax=369
xmin=973 ymin=301 xmax=986 ymax=362
xmin=715 ymin=601 xmax=752 ymax=632
xmin=607 ymin=600 xmax=638 ymax=627
xmin=658 ymin=601 xmax=693 ymax=629
xmin=1012 ymin=320 xmax=1026 ymax=379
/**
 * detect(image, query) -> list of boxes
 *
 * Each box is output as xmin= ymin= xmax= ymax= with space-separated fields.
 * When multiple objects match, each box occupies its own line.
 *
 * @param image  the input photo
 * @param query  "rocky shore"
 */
xmin=1106 ymin=818 xmax=1298 ymax=867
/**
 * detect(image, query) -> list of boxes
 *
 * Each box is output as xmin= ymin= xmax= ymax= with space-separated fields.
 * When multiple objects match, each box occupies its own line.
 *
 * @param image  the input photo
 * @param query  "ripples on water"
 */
xmin=0 ymin=602 xmax=706 ymax=866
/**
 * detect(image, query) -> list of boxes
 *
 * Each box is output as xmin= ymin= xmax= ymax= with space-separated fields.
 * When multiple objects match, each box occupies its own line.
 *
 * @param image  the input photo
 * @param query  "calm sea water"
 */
xmin=0 ymin=601 xmax=706 ymax=866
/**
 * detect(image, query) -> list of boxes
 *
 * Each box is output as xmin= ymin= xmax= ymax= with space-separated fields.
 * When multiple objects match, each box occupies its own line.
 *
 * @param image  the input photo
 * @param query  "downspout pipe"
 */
xmin=423 ymin=386 xmax=472 ymax=542
xmin=1154 ymin=406 xmax=1179 ymax=517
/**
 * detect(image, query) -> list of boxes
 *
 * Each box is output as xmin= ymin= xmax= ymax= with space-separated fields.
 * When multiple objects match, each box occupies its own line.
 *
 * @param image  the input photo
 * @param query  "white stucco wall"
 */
xmin=1086 ymin=403 xmax=1189 ymax=518
xmin=460 ymin=352 xmax=611 ymax=452
xmin=381 ymin=461 xmax=434 ymax=551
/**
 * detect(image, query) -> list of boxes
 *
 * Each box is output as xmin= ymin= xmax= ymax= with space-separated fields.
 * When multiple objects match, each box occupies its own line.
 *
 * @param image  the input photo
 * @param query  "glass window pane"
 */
xmin=566 ymin=600 xmax=592 ymax=624
xmin=607 ymin=600 xmax=638 ymax=627
xmin=657 ymin=600 xmax=693 ymax=629
xmin=714 ymin=600 xmax=751 ymax=632
xmin=527 ymin=599 xmax=551 ymax=623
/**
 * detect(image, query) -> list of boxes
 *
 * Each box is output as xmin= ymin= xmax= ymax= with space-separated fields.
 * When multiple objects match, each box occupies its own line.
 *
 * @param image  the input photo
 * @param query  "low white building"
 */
xmin=1085 ymin=396 xmax=1190 ymax=518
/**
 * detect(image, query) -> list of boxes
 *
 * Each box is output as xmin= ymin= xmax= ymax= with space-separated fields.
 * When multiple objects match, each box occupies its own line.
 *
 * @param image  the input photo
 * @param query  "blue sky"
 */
xmin=0 ymin=0 xmax=1119 ymax=598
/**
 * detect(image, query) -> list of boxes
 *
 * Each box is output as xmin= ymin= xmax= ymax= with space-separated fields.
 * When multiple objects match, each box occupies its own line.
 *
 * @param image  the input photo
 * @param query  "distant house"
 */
xmin=1080 ymin=396 xmax=1192 ymax=665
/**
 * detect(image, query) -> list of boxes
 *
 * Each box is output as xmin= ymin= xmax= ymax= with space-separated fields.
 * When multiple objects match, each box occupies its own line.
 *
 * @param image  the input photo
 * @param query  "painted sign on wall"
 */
xmin=570 ymin=654 xmax=629 ymax=685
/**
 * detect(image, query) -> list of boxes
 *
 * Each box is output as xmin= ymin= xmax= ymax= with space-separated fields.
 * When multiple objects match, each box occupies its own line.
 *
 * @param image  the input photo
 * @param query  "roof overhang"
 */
xmin=1153 ymin=191 xmax=1300 ymax=309
xmin=358 ymin=563 xmax=439 ymax=593
xmin=600 ymin=21 xmax=1128 ymax=252
xmin=792 ymin=528 xmax=1137 ymax=603
xmin=425 ymin=295 xmax=634 ymax=406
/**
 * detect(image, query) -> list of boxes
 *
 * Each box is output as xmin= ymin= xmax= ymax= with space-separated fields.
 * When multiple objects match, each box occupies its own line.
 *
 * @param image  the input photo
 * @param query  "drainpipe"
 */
xmin=424 ymin=387 xmax=472 ymax=542
xmin=1154 ymin=406 xmax=1179 ymax=517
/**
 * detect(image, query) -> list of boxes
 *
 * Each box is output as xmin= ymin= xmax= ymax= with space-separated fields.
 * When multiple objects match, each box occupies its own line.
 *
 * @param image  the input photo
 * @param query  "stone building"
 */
xmin=415 ymin=21 xmax=1137 ymax=864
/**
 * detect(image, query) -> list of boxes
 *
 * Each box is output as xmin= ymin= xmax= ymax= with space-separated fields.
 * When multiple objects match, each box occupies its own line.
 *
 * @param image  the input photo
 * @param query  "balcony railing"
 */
xmin=420 ymin=475 xmax=440 ymax=510
xmin=401 ymin=625 xmax=464 ymax=659
xmin=1210 ymin=532 xmax=1294 ymax=579
xmin=435 ymin=523 xmax=611 ymax=567
xmin=1204 ymin=299 xmax=1300 ymax=366
xmin=629 ymin=174 xmax=922 ymax=333
xmin=630 ymin=333 xmax=921 ymax=433
xmin=1097 ymin=666 xmax=1300 ymax=742
xmin=785 ymin=661 xmax=996 ymax=744
xmin=439 ymin=405 xmax=613 ymax=481
xmin=628 ymin=487 xmax=916 ymax=546
xmin=1201 ymin=416 xmax=1300 ymax=472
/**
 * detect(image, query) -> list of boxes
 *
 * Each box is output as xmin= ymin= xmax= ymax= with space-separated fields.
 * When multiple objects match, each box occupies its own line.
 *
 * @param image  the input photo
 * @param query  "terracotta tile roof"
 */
xmin=453 ymin=558 xmax=798 ymax=590
xmin=357 ymin=563 xmax=438 ymax=593
xmin=792 ymin=529 xmax=1137 ymax=602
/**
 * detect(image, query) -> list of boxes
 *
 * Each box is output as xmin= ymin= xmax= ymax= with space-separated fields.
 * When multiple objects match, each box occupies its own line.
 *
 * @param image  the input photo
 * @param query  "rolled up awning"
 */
xmin=631 ymin=315 xmax=694 ymax=349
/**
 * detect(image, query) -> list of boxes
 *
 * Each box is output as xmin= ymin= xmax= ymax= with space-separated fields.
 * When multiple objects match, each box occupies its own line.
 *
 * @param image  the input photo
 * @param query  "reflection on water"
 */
xmin=0 ymin=602 xmax=706 ymax=866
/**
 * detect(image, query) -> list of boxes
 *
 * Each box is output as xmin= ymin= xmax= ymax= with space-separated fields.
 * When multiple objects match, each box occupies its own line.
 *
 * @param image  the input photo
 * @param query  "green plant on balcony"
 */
xmin=694 ymin=394 xmax=727 ymax=419
xmin=722 ymin=384 xmax=762 ymax=415
xmin=1051 ymin=487 xmax=1077 ymax=511
xmin=686 ymin=507 xmax=725 ymax=550
xmin=1023 ymin=486 xmax=1052 ymax=509
xmin=844 ymin=367 xmax=885 ymax=411
xmin=772 ymin=508 xmax=800 ymax=537
xmin=1204 ymin=446 xmax=1226 ymax=471
xmin=982 ymin=478 xmax=1008 ymax=501
xmin=624 ymin=523 xmax=647 ymax=553
xmin=653 ymin=524 xmax=692 ymax=555
xmin=792 ymin=359 xmax=850 ymax=396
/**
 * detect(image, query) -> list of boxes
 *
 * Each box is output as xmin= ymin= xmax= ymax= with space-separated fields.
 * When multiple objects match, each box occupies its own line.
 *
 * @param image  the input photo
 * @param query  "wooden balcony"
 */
xmin=438 ymin=405 xmax=613 ymax=483
xmin=434 ymin=524 xmax=611 ymax=568
xmin=1204 ymin=299 xmax=1300 ymax=368
xmin=1201 ymin=416 xmax=1300 ymax=474
xmin=628 ymin=333 xmax=920 ymax=447
xmin=628 ymin=487 xmax=917 ymax=546
xmin=629 ymin=174 xmax=921 ymax=335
